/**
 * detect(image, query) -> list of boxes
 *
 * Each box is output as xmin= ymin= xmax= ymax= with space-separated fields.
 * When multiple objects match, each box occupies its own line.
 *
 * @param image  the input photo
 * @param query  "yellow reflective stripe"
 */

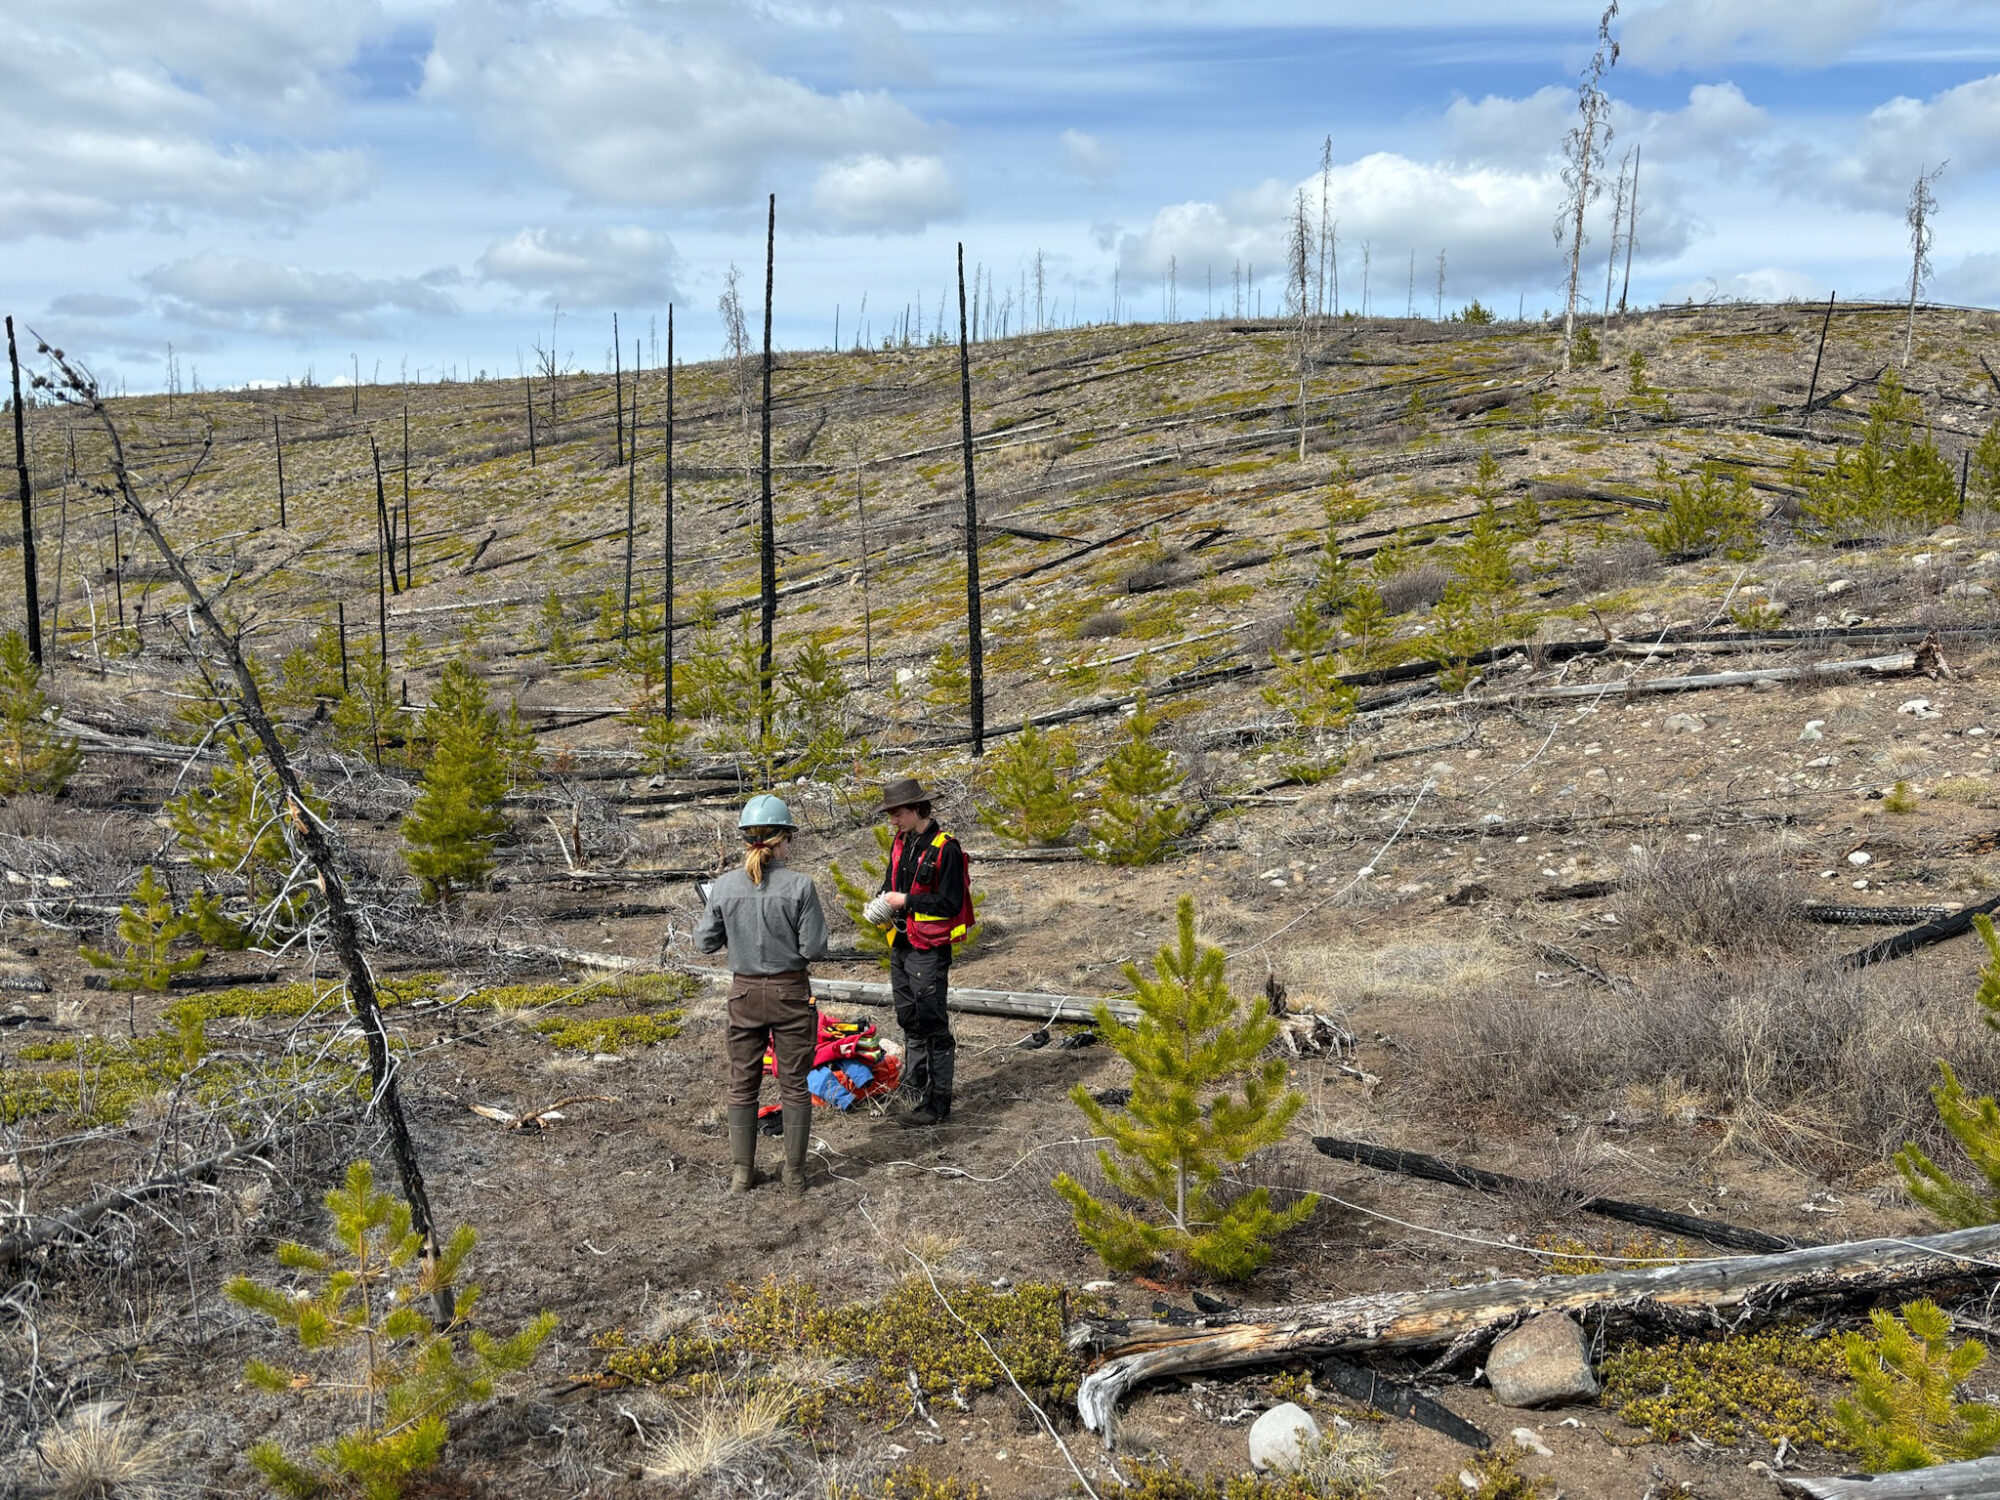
xmin=949 ymin=924 xmax=967 ymax=939
xmin=931 ymin=832 xmax=948 ymax=848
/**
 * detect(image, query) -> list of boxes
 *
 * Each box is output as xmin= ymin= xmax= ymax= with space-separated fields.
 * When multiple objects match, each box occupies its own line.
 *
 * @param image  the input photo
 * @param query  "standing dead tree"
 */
xmin=662 ymin=305 xmax=675 ymax=721
xmin=273 ymin=412 xmax=287 ymax=529
xmin=758 ymin=194 xmax=778 ymax=740
xmin=612 ymin=311 xmax=625 ymax=467
xmin=1317 ymin=135 xmax=1333 ymax=320
xmin=1603 ymin=146 xmax=1633 ymax=330
xmin=34 ymin=345 xmax=454 ymax=1321
xmin=1904 ymin=160 xmax=1946 ymax=369
xmin=956 ymin=243 xmax=985 ymax=755
xmin=1618 ymin=142 xmax=1641 ymax=315
xmin=1289 ymin=191 xmax=1314 ymax=461
xmin=6 ymin=317 xmax=40 ymax=663
xmin=1556 ymin=3 xmax=1619 ymax=371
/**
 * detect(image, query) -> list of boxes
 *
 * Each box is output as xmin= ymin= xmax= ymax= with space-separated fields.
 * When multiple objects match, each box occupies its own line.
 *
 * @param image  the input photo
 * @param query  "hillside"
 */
xmin=8 ymin=300 xmax=2000 ymax=1497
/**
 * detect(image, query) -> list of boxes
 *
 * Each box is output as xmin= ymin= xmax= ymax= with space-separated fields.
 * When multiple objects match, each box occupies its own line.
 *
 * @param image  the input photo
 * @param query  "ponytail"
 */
xmin=742 ymin=825 xmax=789 ymax=885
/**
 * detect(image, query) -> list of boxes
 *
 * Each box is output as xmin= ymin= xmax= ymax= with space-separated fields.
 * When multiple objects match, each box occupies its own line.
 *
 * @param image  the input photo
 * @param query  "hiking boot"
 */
xmin=781 ymin=1107 xmax=811 ymax=1193
xmin=726 ymin=1105 xmax=763 ymax=1193
xmin=897 ymin=1104 xmax=944 ymax=1128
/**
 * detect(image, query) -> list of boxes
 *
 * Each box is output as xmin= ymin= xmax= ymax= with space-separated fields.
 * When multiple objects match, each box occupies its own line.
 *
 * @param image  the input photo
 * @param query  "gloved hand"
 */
xmin=862 ymin=894 xmax=897 ymax=927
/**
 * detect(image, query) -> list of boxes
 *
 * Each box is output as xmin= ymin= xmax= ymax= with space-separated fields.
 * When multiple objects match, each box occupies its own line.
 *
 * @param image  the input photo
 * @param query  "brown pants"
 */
xmin=725 ymin=971 xmax=816 ymax=1111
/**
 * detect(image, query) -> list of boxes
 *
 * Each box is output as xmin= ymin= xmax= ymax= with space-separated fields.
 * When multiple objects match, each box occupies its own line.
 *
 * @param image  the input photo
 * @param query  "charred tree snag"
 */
xmin=1804 ymin=293 xmax=1836 ymax=427
xmin=1068 ymin=1224 xmax=2000 ymax=1444
xmin=273 ymin=413 xmax=287 ymax=529
xmin=49 ymin=356 xmax=455 ymax=1322
xmin=758 ymin=192 xmax=777 ymax=739
xmin=663 ymin=304 xmax=676 ymax=722
xmin=1313 ymin=1137 xmax=1805 ymax=1255
xmin=8 ymin=317 xmax=41 ymax=664
xmin=957 ymin=243 xmax=986 ymax=756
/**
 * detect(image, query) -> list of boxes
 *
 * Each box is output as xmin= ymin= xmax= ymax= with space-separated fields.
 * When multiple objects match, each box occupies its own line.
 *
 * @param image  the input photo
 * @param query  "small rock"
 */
xmin=1663 ymin=713 xmax=1705 ymax=734
xmin=1849 ymin=851 xmax=1872 ymax=867
xmin=1248 ymin=1402 xmax=1320 ymax=1474
xmin=1805 ymin=755 xmax=1834 ymax=768
xmin=1910 ymin=552 xmax=1934 ymax=567
xmin=1479 ymin=812 xmax=1505 ymax=827
xmin=1799 ymin=720 xmax=1825 ymax=743
xmin=1486 ymin=1313 xmax=1599 ymax=1407
xmin=1511 ymin=1427 xmax=1554 ymax=1457
xmin=1947 ymin=582 xmax=1991 ymax=598
xmin=1899 ymin=698 xmax=1944 ymax=720
xmin=1082 ymin=1280 xmax=1116 ymax=1293
xmin=1459 ymin=1471 xmax=1481 ymax=1493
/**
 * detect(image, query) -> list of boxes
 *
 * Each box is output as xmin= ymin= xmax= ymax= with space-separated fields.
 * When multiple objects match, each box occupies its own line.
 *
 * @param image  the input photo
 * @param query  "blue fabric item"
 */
xmin=808 ymin=1060 xmax=874 ymax=1110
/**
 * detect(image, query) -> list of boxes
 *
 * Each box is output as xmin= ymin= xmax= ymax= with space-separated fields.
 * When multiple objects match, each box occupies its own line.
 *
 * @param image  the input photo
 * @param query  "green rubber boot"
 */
xmin=727 ymin=1106 xmax=763 ymax=1193
xmin=781 ymin=1107 xmax=812 ymax=1193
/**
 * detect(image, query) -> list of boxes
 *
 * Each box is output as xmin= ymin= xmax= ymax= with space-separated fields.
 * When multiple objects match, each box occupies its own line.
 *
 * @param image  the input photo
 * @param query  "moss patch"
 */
xmin=1600 ymin=1326 xmax=1851 ymax=1449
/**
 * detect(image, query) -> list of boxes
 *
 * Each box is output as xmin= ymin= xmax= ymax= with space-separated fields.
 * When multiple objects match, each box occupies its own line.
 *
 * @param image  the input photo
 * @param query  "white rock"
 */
xmin=1799 ymin=721 xmax=1825 ymax=743
xmin=1081 ymin=1280 xmax=1116 ymax=1293
xmin=1248 ymin=1402 xmax=1320 ymax=1474
xmin=1825 ymin=579 xmax=1853 ymax=594
xmin=1849 ymin=851 xmax=1872 ymax=866
xmin=1947 ymin=582 xmax=1991 ymax=599
xmin=1663 ymin=713 xmax=1705 ymax=734
xmin=1805 ymin=755 xmax=1833 ymax=768
xmin=1910 ymin=553 xmax=1934 ymax=567
xmin=1511 ymin=1427 xmax=1554 ymax=1457
xmin=1899 ymin=698 xmax=1944 ymax=719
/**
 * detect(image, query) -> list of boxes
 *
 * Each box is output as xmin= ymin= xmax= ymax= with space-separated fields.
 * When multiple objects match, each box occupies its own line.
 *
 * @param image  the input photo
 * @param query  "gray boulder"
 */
xmin=1486 ymin=1313 xmax=1599 ymax=1407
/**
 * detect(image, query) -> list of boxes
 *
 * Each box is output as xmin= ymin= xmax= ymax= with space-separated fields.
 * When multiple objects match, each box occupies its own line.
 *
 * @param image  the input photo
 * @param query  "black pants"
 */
xmin=890 ymin=943 xmax=955 ymax=1117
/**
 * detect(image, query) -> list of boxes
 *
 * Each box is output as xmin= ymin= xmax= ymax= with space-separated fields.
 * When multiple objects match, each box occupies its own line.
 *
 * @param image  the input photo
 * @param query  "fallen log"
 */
xmin=686 ymin=967 xmax=1138 ymax=1025
xmin=1316 ymin=1357 xmax=1489 ymax=1449
xmin=1312 ymin=1137 xmax=1805 ymax=1255
xmin=1840 ymin=893 xmax=2000 ymax=969
xmin=1476 ymin=651 xmax=1917 ymax=706
xmin=1068 ymin=1223 xmax=2000 ymax=1443
xmin=1779 ymin=1458 xmax=2000 ymax=1498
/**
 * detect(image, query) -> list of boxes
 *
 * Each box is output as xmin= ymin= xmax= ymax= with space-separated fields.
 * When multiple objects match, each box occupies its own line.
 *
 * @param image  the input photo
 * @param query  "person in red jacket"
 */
xmin=866 ymin=777 xmax=973 ymax=1127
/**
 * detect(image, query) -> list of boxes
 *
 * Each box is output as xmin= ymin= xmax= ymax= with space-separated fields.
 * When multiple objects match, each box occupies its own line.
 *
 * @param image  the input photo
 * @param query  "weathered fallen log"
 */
xmin=1840 ymin=893 xmax=2000 ymax=969
xmin=1478 ymin=651 xmax=1917 ymax=706
xmin=1313 ymin=1137 xmax=1805 ymax=1255
xmin=686 ymin=968 xmax=1137 ymax=1025
xmin=1067 ymin=1223 xmax=2000 ymax=1443
xmin=1779 ymin=1458 xmax=2000 ymax=1498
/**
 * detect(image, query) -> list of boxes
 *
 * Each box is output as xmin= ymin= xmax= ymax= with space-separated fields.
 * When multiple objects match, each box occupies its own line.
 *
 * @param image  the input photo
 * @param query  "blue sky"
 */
xmin=7 ymin=0 xmax=2000 ymax=391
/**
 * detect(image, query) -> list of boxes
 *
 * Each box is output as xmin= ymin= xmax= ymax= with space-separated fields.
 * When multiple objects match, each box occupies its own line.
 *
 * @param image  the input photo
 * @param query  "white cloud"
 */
xmin=1443 ymin=86 xmax=1572 ymax=170
xmin=1062 ymin=129 xmax=1123 ymax=181
xmin=141 ymin=253 xmax=459 ymax=337
xmin=1665 ymin=266 xmax=1833 ymax=303
xmin=0 ymin=7 xmax=374 ymax=241
xmin=477 ymin=226 xmax=681 ymax=308
xmin=423 ymin=9 xmax=939 ymax=211
xmin=48 ymin=294 xmax=144 ymax=318
xmin=1622 ymin=0 xmax=1888 ymax=69
xmin=844 ymin=6 xmax=934 ymax=86
xmin=1773 ymin=72 xmax=2000 ymax=212
xmin=809 ymin=154 xmax=960 ymax=233
xmin=1935 ymin=251 xmax=2000 ymax=306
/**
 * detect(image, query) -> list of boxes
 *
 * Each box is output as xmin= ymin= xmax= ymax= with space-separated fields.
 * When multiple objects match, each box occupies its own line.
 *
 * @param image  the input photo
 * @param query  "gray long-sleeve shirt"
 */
xmin=694 ymin=865 xmax=830 ymax=975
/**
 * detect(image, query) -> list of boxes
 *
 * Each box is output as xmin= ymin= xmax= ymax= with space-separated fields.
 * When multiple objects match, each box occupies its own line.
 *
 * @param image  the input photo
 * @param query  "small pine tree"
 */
xmin=783 ymin=637 xmax=853 ymax=780
xmin=538 ymin=589 xmax=578 ymax=666
xmin=0 ymin=629 xmax=81 ymax=796
xmin=1645 ymin=460 xmax=1760 ymax=559
xmin=1341 ymin=582 xmax=1392 ymax=671
xmin=227 ymin=1160 xmax=556 ymax=1500
xmin=402 ymin=663 xmax=509 ymax=904
xmin=273 ymin=622 xmax=349 ymax=717
xmin=166 ymin=739 xmax=326 ymax=942
xmin=1570 ymin=324 xmax=1601 ymax=365
xmin=80 ymin=866 xmax=206 ymax=991
xmin=636 ymin=712 xmax=693 ymax=776
xmin=1427 ymin=582 xmax=1492 ymax=693
xmin=1264 ymin=595 xmax=1355 ymax=785
xmin=829 ymin=823 xmax=898 ymax=967
xmin=1801 ymin=369 xmax=1958 ymax=534
xmin=1896 ymin=914 xmax=2000 ymax=1226
xmin=981 ymin=724 xmax=1079 ymax=845
xmin=1052 ymin=895 xmax=1313 ymax=1280
xmin=1835 ymin=1300 xmax=2000 ymax=1472
xmin=1973 ymin=417 xmax=2000 ymax=514
xmin=1089 ymin=693 xmax=1186 ymax=866
xmin=927 ymin=641 xmax=971 ymax=714
xmin=330 ymin=642 xmax=400 ymax=767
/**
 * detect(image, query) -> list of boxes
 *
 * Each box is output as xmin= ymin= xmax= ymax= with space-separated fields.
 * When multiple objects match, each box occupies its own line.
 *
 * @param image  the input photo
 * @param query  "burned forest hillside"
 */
xmin=10 ymin=300 xmax=2000 ymax=1499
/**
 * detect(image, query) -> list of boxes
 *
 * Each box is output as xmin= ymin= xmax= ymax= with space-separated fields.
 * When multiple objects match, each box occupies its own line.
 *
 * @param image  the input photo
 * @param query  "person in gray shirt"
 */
xmin=695 ymin=794 xmax=829 ymax=1194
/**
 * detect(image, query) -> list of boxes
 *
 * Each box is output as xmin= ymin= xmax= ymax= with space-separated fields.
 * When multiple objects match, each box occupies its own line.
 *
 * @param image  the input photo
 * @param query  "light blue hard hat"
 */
xmin=738 ymin=794 xmax=795 ymax=832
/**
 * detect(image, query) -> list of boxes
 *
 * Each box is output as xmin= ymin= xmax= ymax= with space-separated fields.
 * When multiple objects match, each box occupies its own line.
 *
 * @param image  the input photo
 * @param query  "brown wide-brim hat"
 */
xmin=872 ymin=777 xmax=935 ymax=815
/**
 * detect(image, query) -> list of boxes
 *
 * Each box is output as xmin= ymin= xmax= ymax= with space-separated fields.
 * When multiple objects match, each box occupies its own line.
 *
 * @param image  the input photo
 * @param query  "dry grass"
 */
xmin=642 ymin=1388 xmax=796 ymax=1491
xmin=1416 ymin=957 xmax=1999 ymax=1170
xmin=1077 ymin=610 xmax=1128 ymax=638
xmin=1287 ymin=934 xmax=1511 ymax=1005
xmin=1375 ymin=561 xmax=1452 ymax=617
xmin=1293 ymin=1426 xmax=1395 ymax=1496
xmin=35 ymin=1409 xmax=172 ymax=1500
xmin=1619 ymin=840 xmax=1800 ymax=955
xmin=1572 ymin=539 xmax=1661 ymax=594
